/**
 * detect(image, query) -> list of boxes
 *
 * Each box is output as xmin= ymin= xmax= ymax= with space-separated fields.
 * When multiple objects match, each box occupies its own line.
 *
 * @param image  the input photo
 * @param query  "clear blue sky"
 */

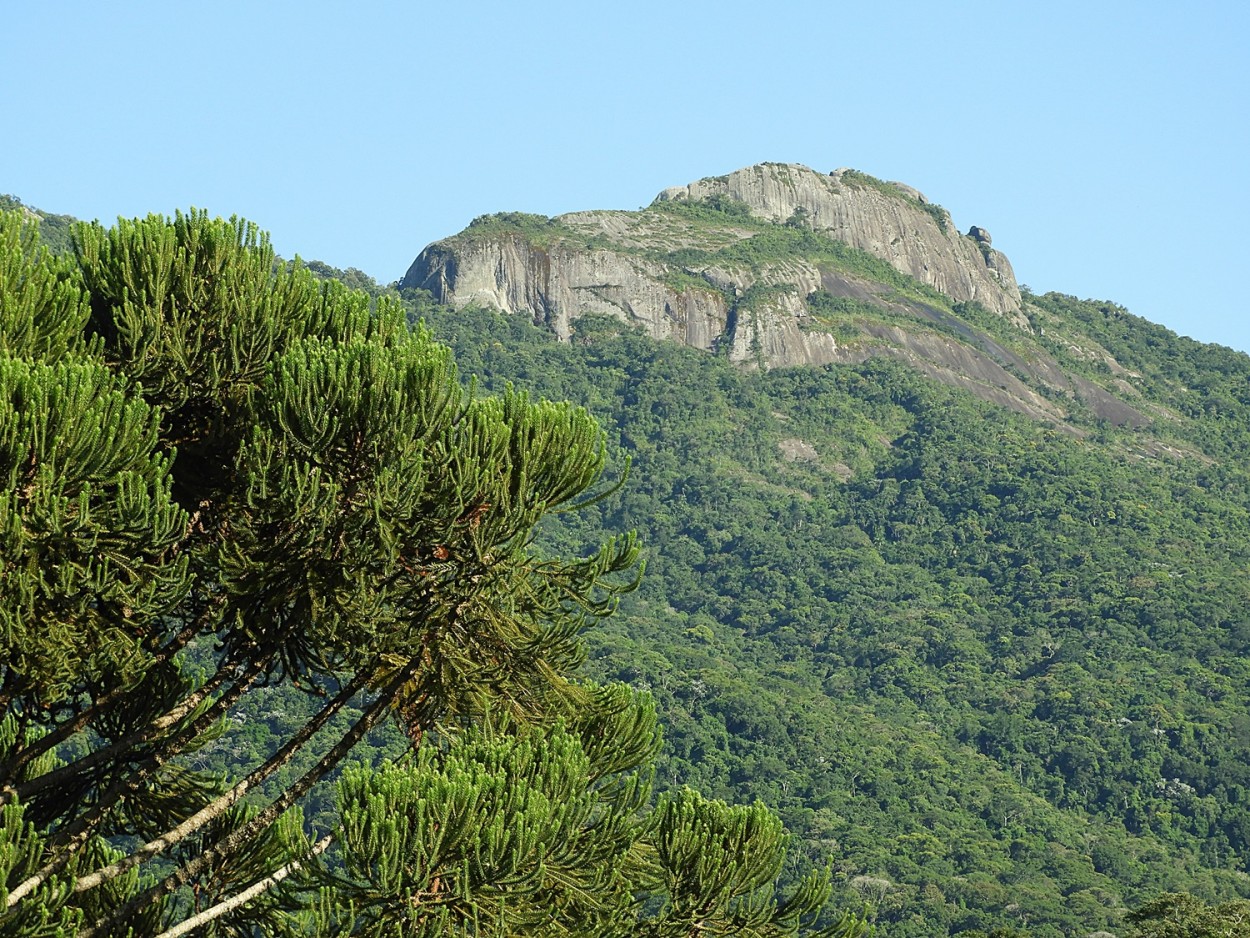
xmin=5 ymin=1 xmax=1248 ymax=350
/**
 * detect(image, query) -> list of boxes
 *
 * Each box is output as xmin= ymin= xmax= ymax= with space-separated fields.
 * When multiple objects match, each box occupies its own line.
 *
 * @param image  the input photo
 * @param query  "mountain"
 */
xmin=0 ymin=194 xmax=76 ymax=255
xmin=401 ymin=162 xmax=1152 ymax=431
xmin=12 ymin=172 xmax=1250 ymax=936
xmin=396 ymin=165 xmax=1250 ymax=936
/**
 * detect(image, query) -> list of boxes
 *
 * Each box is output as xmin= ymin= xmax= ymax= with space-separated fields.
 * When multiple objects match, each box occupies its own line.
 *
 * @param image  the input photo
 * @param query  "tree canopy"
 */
xmin=0 ymin=208 xmax=867 ymax=938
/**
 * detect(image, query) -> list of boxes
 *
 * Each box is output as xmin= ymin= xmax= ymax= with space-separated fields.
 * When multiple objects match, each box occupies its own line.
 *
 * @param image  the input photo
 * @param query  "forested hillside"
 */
xmin=9 ymin=190 xmax=1250 ymax=937
xmin=404 ymin=292 xmax=1250 ymax=936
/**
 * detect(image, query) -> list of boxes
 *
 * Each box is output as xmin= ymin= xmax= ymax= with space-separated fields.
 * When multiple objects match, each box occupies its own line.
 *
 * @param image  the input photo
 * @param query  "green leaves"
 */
xmin=647 ymin=787 xmax=844 ymax=938
xmin=305 ymin=691 xmax=657 ymax=938
xmin=0 ymin=212 xmax=90 ymax=364
xmin=1125 ymin=893 xmax=1250 ymax=938
xmin=218 ymin=331 xmax=462 ymax=672
xmin=330 ymin=729 xmax=596 ymax=935
xmin=0 ymin=355 xmax=188 ymax=705
xmin=71 ymin=210 xmax=412 ymax=505
xmin=300 ymin=687 xmax=866 ymax=938
xmin=653 ymin=788 xmax=786 ymax=922
xmin=219 ymin=328 xmax=635 ymax=717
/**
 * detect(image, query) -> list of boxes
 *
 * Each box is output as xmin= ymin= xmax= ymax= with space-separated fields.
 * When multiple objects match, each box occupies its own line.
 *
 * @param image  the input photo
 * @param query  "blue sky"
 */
xmin=5 ymin=1 xmax=1248 ymax=350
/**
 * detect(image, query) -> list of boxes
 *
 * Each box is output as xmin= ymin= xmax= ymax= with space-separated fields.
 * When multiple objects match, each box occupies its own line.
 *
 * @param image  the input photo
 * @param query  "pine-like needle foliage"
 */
xmin=0 ymin=207 xmax=862 ymax=938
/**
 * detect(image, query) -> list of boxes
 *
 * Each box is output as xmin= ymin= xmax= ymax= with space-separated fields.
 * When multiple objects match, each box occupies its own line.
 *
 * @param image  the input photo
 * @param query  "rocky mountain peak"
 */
xmin=400 ymin=163 xmax=1148 ymax=428
xmin=654 ymin=163 xmax=1021 ymax=316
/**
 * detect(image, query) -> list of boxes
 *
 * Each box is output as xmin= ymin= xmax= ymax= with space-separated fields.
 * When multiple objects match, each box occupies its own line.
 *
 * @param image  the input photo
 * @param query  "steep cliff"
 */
xmin=410 ymin=232 xmax=730 ymax=352
xmin=402 ymin=163 xmax=1146 ymax=428
xmin=656 ymin=163 xmax=1022 ymax=317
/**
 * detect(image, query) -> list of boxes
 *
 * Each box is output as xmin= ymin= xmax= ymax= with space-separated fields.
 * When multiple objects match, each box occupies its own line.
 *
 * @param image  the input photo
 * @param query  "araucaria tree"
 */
xmin=0 ymin=208 xmax=867 ymax=937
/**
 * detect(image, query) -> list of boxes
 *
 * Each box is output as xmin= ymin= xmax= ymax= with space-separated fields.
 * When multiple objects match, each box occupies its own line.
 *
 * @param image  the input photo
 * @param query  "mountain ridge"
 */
xmin=400 ymin=163 xmax=1155 ymax=432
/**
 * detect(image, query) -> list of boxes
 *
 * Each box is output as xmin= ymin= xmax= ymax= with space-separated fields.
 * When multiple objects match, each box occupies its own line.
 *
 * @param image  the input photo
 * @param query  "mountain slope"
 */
xmin=413 ymin=302 xmax=1250 ymax=938
xmin=396 ymin=166 xmax=1250 ymax=936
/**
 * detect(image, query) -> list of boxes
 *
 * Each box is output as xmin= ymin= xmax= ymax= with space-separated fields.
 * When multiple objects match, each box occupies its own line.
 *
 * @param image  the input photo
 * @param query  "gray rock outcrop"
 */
xmin=410 ymin=237 xmax=730 ymax=350
xmin=403 ymin=163 xmax=1024 ymax=363
xmin=655 ymin=164 xmax=1022 ymax=318
xmin=399 ymin=162 xmax=1149 ymax=427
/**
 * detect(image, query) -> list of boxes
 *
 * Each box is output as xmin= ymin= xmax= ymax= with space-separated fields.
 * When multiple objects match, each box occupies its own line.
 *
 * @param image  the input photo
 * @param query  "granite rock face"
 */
xmin=410 ymin=236 xmax=729 ymax=351
xmin=404 ymin=164 xmax=1020 ymax=367
xmin=401 ymin=163 xmax=1147 ymax=427
xmin=654 ymin=164 xmax=1023 ymax=319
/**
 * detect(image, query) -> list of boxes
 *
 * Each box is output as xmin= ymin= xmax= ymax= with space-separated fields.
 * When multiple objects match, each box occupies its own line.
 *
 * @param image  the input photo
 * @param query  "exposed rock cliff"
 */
xmin=411 ymin=235 xmax=730 ymax=351
xmin=655 ymin=164 xmax=1022 ymax=318
xmin=402 ymin=163 xmax=1147 ymax=427
xmin=405 ymin=164 xmax=1018 ymax=362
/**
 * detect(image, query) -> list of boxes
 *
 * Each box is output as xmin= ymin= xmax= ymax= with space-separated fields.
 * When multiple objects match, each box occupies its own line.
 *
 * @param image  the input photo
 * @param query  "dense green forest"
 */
xmin=9 ymin=196 xmax=1250 ymax=937
xmin=399 ymin=291 xmax=1250 ymax=937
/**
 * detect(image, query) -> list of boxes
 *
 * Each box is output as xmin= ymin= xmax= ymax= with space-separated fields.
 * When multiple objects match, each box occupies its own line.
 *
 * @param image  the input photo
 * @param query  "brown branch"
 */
xmin=152 ymin=833 xmax=334 ymax=938
xmin=4 ymin=655 xmax=270 ymax=910
xmin=71 ymin=665 xmax=373 ymax=896
xmin=0 ymin=615 xmax=207 ymax=790
xmin=77 ymin=655 xmax=430 ymax=938
xmin=9 ymin=651 xmax=257 ymax=808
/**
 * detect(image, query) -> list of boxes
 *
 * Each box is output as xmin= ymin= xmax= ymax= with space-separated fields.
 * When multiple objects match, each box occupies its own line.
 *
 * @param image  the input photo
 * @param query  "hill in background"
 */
xmin=12 ymin=168 xmax=1250 ymax=936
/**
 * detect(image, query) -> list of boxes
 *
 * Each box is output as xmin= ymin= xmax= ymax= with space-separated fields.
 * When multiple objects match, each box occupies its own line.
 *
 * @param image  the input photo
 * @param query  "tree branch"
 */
xmin=71 ymin=664 xmax=373 ymax=895
xmin=77 ymin=655 xmax=430 ymax=938
xmin=152 ymin=833 xmax=334 ymax=938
